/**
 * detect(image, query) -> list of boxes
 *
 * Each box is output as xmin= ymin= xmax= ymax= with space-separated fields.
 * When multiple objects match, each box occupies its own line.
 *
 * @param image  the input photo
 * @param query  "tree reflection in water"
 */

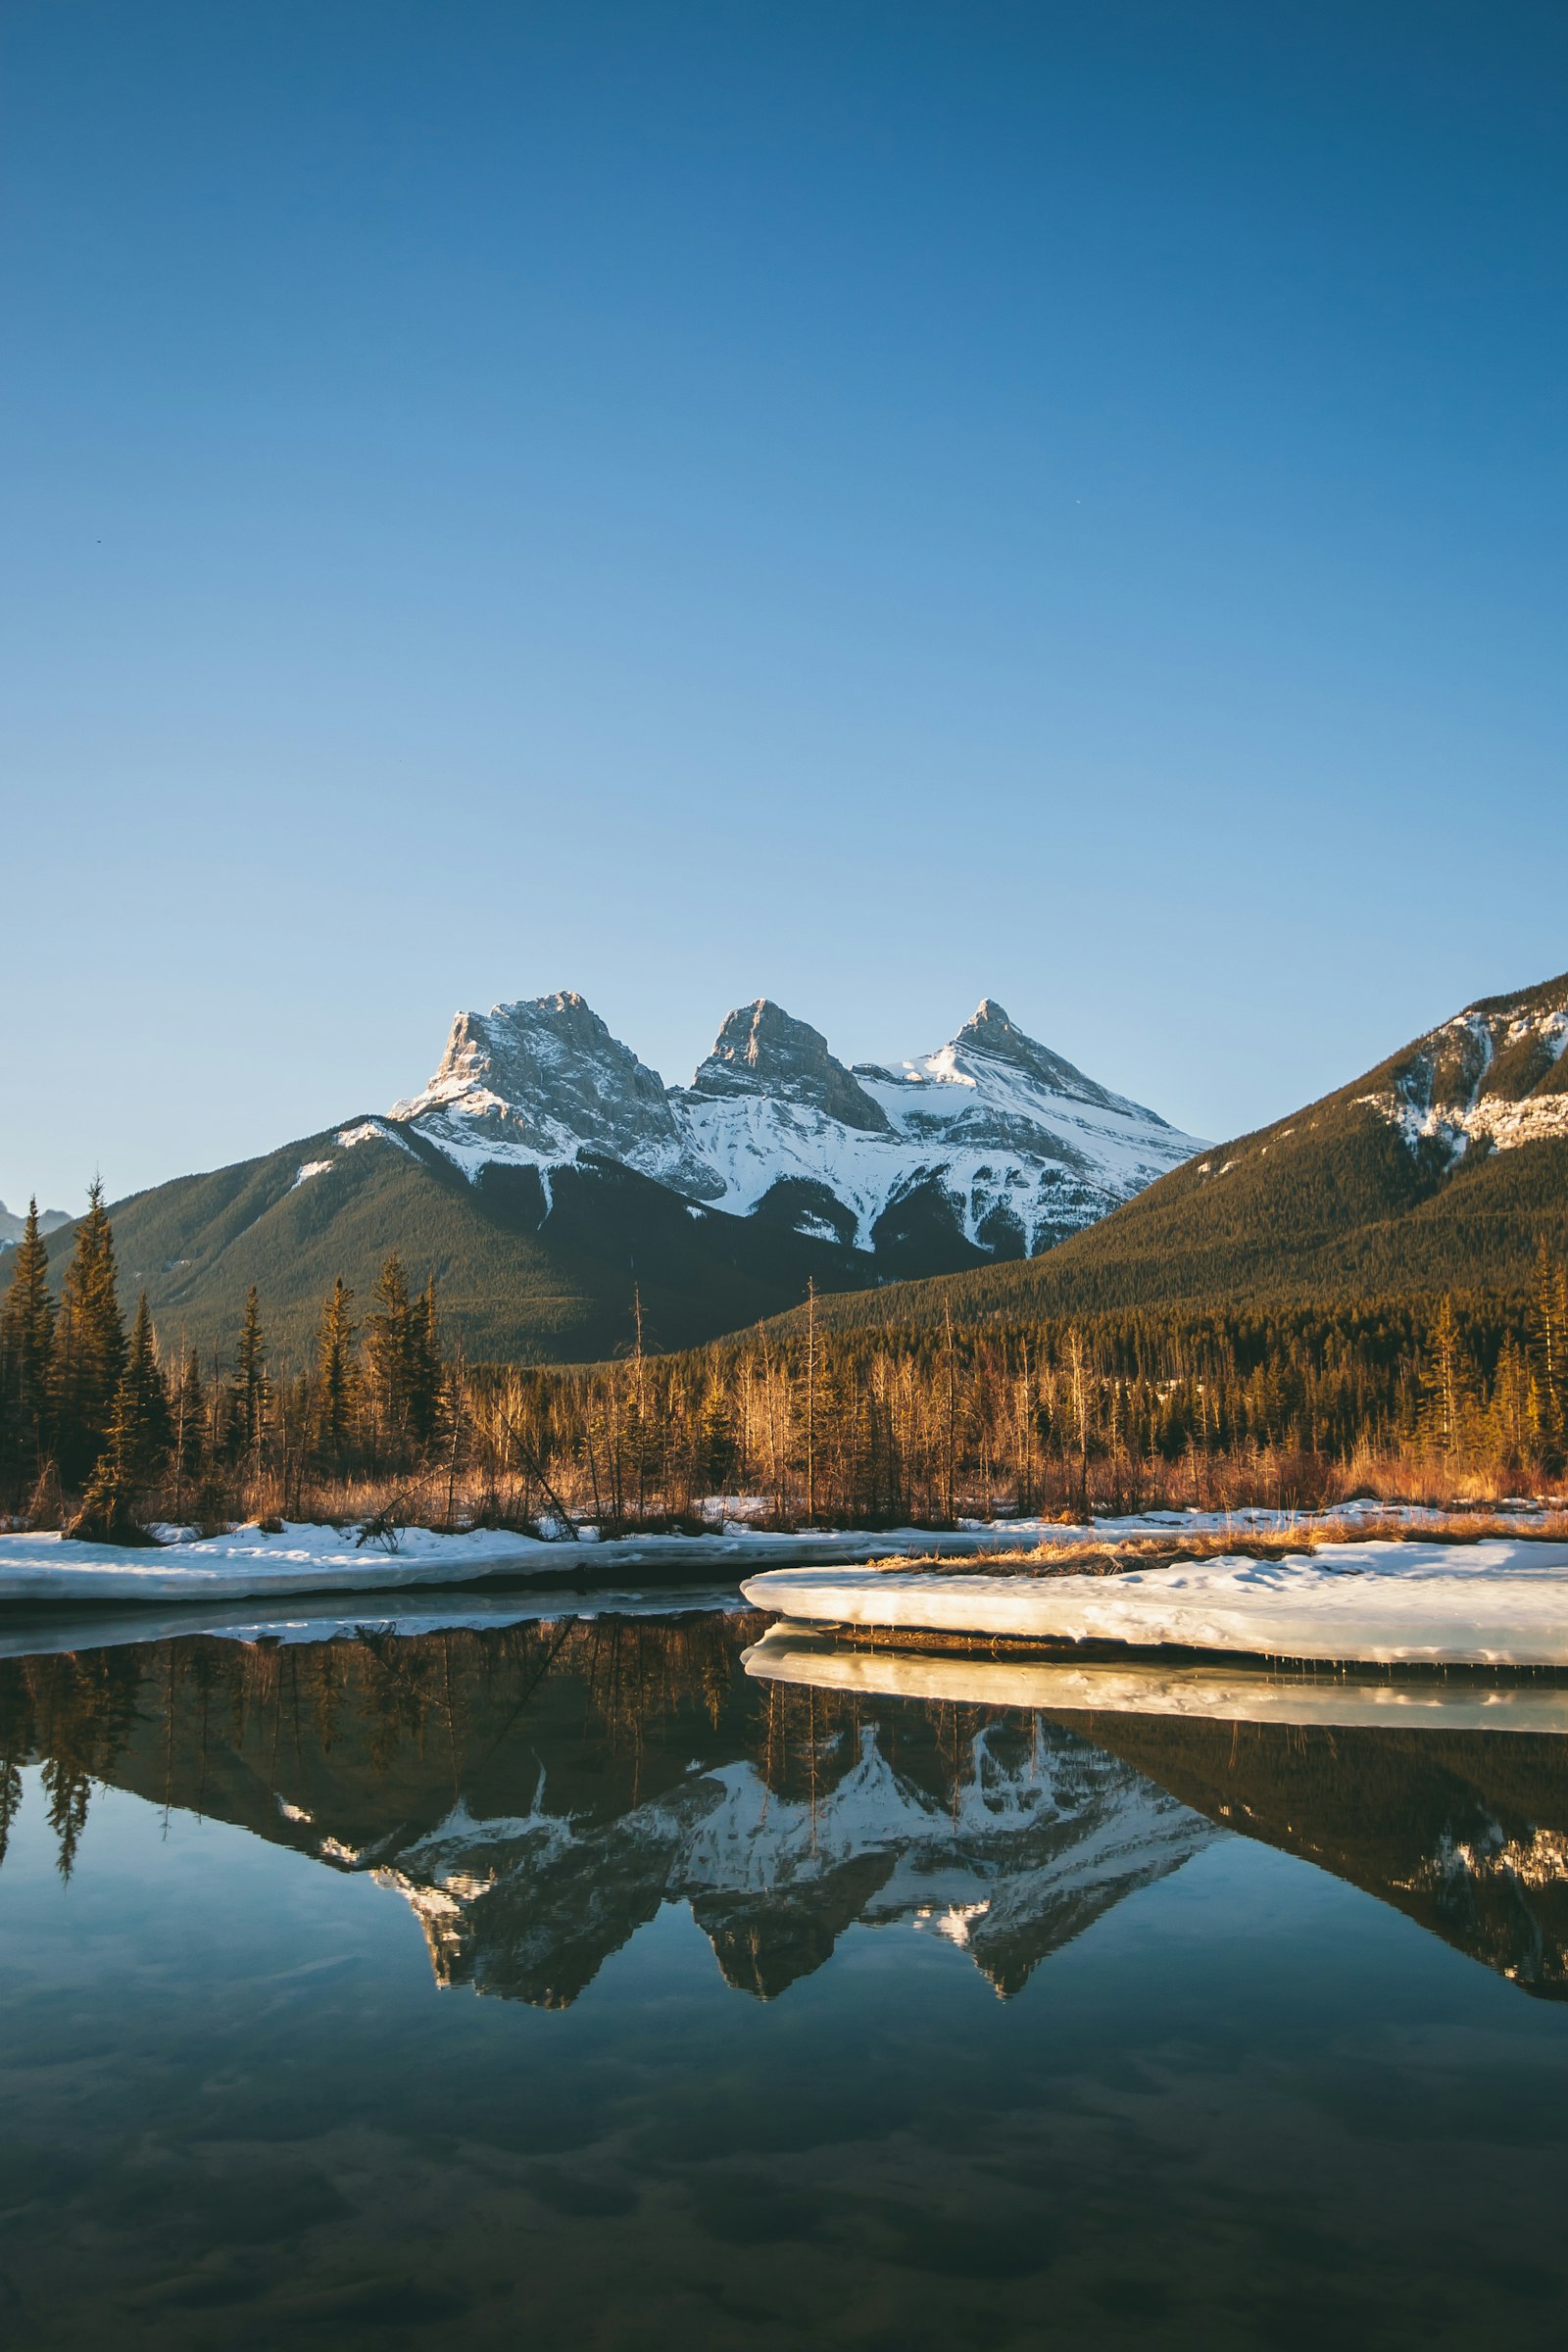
xmin=4 ymin=1613 xmax=1568 ymax=1999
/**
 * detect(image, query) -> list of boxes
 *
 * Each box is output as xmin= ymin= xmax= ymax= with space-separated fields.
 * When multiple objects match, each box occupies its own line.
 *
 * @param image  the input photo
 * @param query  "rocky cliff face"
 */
xmin=390 ymin=988 xmax=1207 ymax=1264
xmin=690 ymin=1001 xmax=891 ymax=1132
xmin=392 ymin=990 xmax=724 ymax=1200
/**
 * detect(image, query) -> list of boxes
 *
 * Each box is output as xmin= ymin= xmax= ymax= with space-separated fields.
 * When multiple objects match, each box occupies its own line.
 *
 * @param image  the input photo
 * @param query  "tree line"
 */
xmin=2 ymin=1187 xmax=1565 ymax=1540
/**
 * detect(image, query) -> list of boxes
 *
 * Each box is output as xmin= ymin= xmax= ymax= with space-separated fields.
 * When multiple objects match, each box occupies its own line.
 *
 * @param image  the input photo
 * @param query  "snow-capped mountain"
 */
xmin=393 ymin=990 xmax=1206 ymax=1259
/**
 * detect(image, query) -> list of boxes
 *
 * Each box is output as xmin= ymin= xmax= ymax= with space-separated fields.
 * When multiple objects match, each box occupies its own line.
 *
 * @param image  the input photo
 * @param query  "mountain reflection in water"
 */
xmin=5 ymin=1610 xmax=1568 ymax=2003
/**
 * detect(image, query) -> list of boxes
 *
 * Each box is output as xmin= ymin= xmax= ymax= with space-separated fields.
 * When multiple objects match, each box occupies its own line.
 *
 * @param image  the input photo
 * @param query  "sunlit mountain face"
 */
xmin=4 ymin=1615 xmax=1568 ymax=2003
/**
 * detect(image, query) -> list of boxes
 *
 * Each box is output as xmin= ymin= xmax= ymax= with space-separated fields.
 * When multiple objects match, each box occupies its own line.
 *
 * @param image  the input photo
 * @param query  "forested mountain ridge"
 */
xmin=34 ymin=991 xmax=1201 ymax=1363
xmin=783 ymin=968 xmax=1568 ymax=1337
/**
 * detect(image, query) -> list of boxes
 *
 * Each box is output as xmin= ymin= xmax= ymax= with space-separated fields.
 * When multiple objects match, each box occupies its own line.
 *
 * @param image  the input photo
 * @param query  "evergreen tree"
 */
xmin=169 ymin=1346 xmax=206 ymax=1522
xmin=122 ymin=1295 xmax=172 ymax=1485
xmin=71 ymin=1301 xmax=170 ymax=1543
xmin=229 ymin=1288 xmax=268 ymax=1466
xmin=365 ymin=1253 xmax=413 ymax=1446
xmin=311 ymin=1278 xmax=359 ymax=1469
xmin=410 ymin=1275 xmax=443 ymax=1449
xmin=1529 ymin=1240 xmax=1564 ymax=1465
xmin=0 ymin=1200 xmax=56 ymax=1493
xmin=1416 ymin=1295 xmax=1474 ymax=1462
xmin=52 ymin=1180 xmax=125 ymax=1487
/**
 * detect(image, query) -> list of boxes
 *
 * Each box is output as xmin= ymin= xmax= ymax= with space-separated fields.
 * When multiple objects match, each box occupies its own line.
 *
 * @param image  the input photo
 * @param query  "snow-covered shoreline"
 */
xmin=740 ymin=1541 xmax=1568 ymax=1669
xmin=0 ymin=1515 xmax=1054 ymax=1607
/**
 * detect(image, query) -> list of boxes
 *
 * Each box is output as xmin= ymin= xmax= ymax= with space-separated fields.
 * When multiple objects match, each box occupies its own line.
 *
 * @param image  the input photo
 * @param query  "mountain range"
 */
xmin=28 ymin=992 xmax=1202 ymax=1362
xmin=16 ymin=966 xmax=1565 ymax=1362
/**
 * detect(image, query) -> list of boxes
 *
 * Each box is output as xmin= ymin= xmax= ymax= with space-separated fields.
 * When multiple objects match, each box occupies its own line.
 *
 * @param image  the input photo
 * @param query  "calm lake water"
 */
xmin=2 ymin=1606 xmax=1568 ymax=2348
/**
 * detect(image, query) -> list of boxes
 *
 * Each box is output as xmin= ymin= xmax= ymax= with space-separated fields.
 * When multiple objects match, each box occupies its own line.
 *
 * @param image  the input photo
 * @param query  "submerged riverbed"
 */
xmin=2 ymin=1606 xmax=1567 ymax=2346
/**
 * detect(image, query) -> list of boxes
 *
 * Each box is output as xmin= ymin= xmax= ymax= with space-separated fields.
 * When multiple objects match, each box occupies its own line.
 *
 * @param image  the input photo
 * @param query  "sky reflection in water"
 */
xmin=1 ymin=1609 xmax=1567 ymax=2348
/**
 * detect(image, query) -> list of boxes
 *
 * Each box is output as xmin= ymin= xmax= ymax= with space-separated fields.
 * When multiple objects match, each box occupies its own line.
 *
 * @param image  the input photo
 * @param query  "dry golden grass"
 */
xmin=883 ymin=1507 xmax=1568 ymax=1580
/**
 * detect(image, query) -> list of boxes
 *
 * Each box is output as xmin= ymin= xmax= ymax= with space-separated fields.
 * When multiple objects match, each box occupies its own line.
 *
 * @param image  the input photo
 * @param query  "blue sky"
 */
xmin=3 ymin=0 xmax=1563 ymax=1210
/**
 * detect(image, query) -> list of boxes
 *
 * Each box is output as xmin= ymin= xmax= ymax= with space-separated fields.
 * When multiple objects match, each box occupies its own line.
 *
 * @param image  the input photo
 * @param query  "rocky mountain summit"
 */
xmin=392 ymin=988 xmax=1204 ymax=1261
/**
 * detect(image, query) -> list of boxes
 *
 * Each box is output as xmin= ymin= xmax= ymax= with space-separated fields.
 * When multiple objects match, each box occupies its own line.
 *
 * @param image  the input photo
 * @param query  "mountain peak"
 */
xmin=943 ymin=1000 xmax=1159 ymax=1120
xmin=689 ymin=1001 xmax=891 ymax=1133
xmin=394 ymin=990 xmax=722 ymax=1194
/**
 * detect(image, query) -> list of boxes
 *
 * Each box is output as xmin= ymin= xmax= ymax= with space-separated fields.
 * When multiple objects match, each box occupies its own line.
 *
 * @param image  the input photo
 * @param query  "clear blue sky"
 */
xmin=3 ymin=0 xmax=1563 ymax=1211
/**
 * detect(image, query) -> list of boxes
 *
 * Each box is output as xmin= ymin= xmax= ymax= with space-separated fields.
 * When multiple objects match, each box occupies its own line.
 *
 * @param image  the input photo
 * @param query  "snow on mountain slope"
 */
xmin=389 ymin=991 xmax=1206 ymax=1261
xmin=1356 ymin=981 xmax=1568 ymax=1165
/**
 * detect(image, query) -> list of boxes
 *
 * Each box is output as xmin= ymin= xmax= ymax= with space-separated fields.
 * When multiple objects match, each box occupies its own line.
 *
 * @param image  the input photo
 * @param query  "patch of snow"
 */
xmin=1361 ymin=1000 xmax=1568 ymax=1163
xmin=336 ymin=1120 xmax=417 ymax=1155
xmin=293 ymin=1159 xmax=334 ymax=1188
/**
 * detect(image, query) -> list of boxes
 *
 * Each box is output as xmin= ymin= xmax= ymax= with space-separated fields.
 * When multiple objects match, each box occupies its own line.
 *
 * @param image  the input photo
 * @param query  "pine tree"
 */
xmin=52 ymin=1180 xmax=125 ymax=1487
xmin=311 ymin=1278 xmax=359 ymax=1469
xmin=0 ymin=1200 xmax=56 ymax=1494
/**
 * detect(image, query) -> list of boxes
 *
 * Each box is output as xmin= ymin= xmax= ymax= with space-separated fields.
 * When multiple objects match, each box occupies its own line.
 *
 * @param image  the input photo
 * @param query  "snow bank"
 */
xmin=0 ymin=1517 xmax=1036 ymax=1607
xmin=743 ymin=1625 xmax=1568 ymax=1734
xmin=740 ymin=1541 xmax=1568 ymax=1668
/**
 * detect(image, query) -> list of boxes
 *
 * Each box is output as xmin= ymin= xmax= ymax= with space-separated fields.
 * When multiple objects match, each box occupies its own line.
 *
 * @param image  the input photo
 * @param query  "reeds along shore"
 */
xmin=1 ymin=1191 xmax=1565 ymax=1538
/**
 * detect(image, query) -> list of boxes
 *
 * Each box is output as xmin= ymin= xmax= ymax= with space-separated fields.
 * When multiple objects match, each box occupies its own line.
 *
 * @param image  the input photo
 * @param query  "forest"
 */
xmin=1 ymin=1186 xmax=1565 ymax=1541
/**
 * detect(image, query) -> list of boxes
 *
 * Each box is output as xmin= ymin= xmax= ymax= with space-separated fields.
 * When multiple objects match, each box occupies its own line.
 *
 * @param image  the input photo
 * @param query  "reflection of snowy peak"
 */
xmin=372 ymin=1716 xmax=1211 ymax=2006
xmin=391 ymin=990 xmax=1205 ymax=1262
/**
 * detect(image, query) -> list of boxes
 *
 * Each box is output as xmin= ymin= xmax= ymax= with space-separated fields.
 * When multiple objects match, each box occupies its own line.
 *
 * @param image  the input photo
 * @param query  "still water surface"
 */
xmin=1 ymin=1607 xmax=1567 ymax=2347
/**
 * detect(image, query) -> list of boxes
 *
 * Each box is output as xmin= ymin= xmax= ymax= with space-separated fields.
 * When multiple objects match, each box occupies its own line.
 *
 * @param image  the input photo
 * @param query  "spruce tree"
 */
xmin=229 ymin=1288 xmax=268 ymax=1467
xmin=169 ymin=1346 xmax=206 ymax=1523
xmin=312 ymin=1278 xmax=359 ymax=1470
xmin=365 ymin=1255 xmax=413 ymax=1454
xmin=71 ymin=1303 xmax=169 ymax=1544
xmin=0 ymin=1200 xmax=56 ymax=1493
xmin=1530 ymin=1240 xmax=1564 ymax=1464
xmin=1416 ymin=1295 xmax=1473 ymax=1464
xmin=410 ymin=1275 xmax=442 ymax=1449
xmin=122 ymin=1295 xmax=172 ymax=1486
xmin=52 ymin=1180 xmax=125 ymax=1488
